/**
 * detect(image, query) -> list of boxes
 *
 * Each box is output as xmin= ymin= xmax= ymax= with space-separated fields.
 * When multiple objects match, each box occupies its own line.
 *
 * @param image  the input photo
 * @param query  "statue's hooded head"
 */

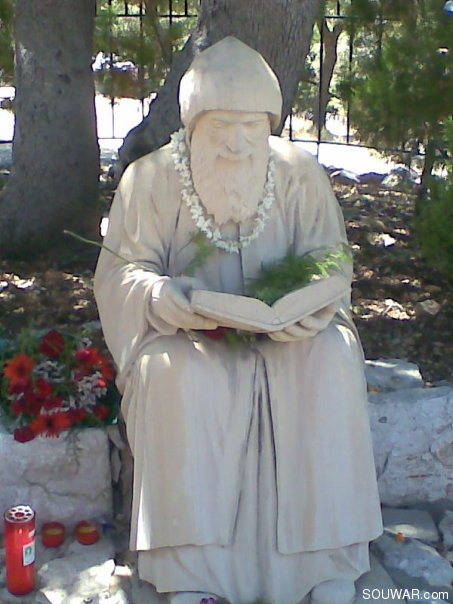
xmin=179 ymin=36 xmax=283 ymax=135
xmin=178 ymin=37 xmax=282 ymax=225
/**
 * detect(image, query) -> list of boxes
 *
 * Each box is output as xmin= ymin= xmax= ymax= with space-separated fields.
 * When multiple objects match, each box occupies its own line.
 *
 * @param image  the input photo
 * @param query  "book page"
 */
xmin=190 ymin=275 xmax=350 ymax=332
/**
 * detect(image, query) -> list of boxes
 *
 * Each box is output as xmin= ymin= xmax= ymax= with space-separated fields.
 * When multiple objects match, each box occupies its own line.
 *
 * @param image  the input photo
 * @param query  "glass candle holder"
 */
xmin=4 ymin=505 xmax=36 ymax=596
xmin=41 ymin=522 xmax=65 ymax=548
xmin=75 ymin=520 xmax=100 ymax=545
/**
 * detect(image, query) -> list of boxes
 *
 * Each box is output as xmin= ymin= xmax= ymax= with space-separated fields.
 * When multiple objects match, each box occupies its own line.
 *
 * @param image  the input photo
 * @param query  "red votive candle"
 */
xmin=41 ymin=522 xmax=65 ymax=548
xmin=4 ymin=505 xmax=36 ymax=596
xmin=75 ymin=520 xmax=100 ymax=545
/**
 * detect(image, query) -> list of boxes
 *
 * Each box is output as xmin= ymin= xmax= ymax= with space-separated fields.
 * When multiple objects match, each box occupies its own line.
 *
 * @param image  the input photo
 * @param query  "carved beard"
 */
xmin=189 ymin=134 xmax=270 ymax=225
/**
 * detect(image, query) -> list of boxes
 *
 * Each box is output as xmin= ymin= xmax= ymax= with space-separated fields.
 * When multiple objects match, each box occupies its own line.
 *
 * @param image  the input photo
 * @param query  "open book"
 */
xmin=190 ymin=274 xmax=350 ymax=333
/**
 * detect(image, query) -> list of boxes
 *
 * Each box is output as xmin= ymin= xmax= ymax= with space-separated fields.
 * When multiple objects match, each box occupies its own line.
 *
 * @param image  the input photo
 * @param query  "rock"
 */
xmin=381 ymin=234 xmax=397 ymax=247
xmin=369 ymin=386 xmax=453 ymax=506
xmin=439 ymin=511 xmax=453 ymax=548
xmin=365 ymin=359 xmax=423 ymax=392
xmin=330 ymin=168 xmax=361 ymax=185
xmin=415 ymin=300 xmax=442 ymax=318
xmin=358 ymin=172 xmax=386 ymax=185
xmin=355 ymin=554 xmax=406 ymax=602
xmin=382 ymin=507 xmax=439 ymax=543
xmin=374 ymin=535 xmax=453 ymax=597
xmin=0 ymin=429 xmax=113 ymax=534
xmin=382 ymin=166 xmax=420 ymax=189
xmin=0 ymin=532 xmax=128 ymax=604
xmin=37 ymin=538 xmax=116 ymax=604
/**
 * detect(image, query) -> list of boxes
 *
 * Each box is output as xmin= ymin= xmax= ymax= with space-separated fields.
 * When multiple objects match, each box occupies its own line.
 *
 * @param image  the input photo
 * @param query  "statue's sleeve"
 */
xmin=289 ymin=150 xmax=354 ymax=326
xmin=291 ymin=152 xmax=353 ymax=284
xmin=93 ymin=156 xmax=177 ymax=389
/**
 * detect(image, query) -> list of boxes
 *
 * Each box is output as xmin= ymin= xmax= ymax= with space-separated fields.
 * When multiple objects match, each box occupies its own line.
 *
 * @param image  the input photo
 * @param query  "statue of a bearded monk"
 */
xmin=94 ymin=36 xmax=383 ymax=604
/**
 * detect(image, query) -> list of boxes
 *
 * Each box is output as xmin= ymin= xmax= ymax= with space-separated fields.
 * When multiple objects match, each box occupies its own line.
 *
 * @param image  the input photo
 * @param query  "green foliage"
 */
xmin=184 ymin=232 xmax=217 ymax=277
xmin=93 ymin=0 xmax=195 ymax=98
xmin=0 ymin=0 xmax=13 ymax=84
xmin=0 ymin=0 xmax=198 ymax=92
xmin=414 ymin=119 xmax=453 ymax=281
xmin=339 ymin=0 xmax=453 ymax=163
xmin=246 ymin=245 xmax=352 ymax=305
xmin=415 ymin=175 xmax=453 ymax=282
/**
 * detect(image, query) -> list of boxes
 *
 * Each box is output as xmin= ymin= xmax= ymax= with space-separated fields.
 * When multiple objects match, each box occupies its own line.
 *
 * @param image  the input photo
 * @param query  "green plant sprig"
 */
xmin=184 ymin=231 xmax=217 ymax=277
xmin=245 ymin=245 xmax=352 ymax=305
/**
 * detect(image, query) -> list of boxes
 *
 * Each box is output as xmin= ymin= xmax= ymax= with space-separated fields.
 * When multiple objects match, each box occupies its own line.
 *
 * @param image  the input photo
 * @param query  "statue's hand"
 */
xmin=268 ymin=303 xmax=336 ymax=342
xmin=151 ymin=276 xmax=219 ymax=331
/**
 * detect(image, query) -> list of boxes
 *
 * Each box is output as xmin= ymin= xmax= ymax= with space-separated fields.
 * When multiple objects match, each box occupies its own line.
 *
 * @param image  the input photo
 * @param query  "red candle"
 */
xmin=4 ymin=505 xmax=36 ymax=596
xmin=41 ymin=522 xmax=65 ymax=548
xmin=75 ymin=520 xmax=100 ymax=545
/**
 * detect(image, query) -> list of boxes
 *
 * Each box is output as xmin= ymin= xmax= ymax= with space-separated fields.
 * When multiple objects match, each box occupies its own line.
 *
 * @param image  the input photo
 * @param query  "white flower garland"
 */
xmin=170 ymin=128 xmax=276 ymax=254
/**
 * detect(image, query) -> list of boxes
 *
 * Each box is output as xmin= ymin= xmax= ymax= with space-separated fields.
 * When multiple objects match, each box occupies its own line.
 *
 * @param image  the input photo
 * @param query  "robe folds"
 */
xmin=94 ymin=135 xmax=383 ymax=555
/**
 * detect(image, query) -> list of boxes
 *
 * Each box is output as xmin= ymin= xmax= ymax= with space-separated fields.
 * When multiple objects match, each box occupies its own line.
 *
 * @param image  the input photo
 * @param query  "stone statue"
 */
xmin=94 ymin=36 xmax=383 ymax=604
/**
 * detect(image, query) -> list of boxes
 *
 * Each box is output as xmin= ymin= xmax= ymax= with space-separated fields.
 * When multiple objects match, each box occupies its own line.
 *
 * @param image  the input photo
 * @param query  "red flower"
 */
xmin=8 ymin=379 xmax=30 ymax=395
xmin=75 ymin=347 xmax=101 ymax=367
xmin=35 ymin=378 xmax=53 ymax=398
xmin=11 ymin=400 xmax=26 ymax=417
xmin=30 ymin=412 xmax=72 ymax=438
xmin=22 ymin=379 xmax=54 ymax=416
xmin=39 ymin=330 xmax=65 ymax=358
xmin=68 ymin=408 xmax=88 ymax=425
xmin=23 ymin=389 xmax=42 ymax=417
xmin=4 ymin=354 xmax=35 ymax=389
xmin=74 ymin=347 xmax=115 ymax=382
xmin=13 ymin=426 xmax=36 ymax=443
xmin=201 ymin=326 xmax=229 ymax=340
xmin=98 ymin=358 xmax=115 ymax=381
xmin=93 ymin=404 xmax=110 ymax=422
xmin=42 ymin=396 xmax=63 ymax=411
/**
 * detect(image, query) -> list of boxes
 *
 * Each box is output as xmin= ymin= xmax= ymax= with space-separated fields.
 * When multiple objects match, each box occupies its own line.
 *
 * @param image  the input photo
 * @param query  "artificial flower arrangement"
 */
xmin=0 ymin=328 xmax=119 ymax=443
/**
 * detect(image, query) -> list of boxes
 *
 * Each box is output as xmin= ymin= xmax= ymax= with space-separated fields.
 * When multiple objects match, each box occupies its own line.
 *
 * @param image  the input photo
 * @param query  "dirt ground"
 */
xmin=1 ymin=180 xmax=452 ymax=385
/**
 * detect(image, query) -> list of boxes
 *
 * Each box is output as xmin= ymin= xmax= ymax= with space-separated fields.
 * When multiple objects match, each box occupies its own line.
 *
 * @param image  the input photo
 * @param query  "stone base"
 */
xmin=0 ymin=428 xmax=112 ymax=533
xmin=369 ymin=386 xmax=453 ymax=506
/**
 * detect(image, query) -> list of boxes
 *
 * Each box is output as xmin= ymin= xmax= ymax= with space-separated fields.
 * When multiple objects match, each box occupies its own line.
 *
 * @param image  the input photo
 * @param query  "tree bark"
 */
xmin=0 ymin=0 xmax=99 ymax=259
xmin=313 ymin=18 xmax=343 ymax=131
xmin=118 ymin=0 xmax=322 ymax=172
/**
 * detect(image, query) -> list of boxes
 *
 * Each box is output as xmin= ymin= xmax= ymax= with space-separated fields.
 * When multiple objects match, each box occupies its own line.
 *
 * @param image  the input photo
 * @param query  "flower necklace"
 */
xmin=170 ymin=128 xmax=276 ymax=254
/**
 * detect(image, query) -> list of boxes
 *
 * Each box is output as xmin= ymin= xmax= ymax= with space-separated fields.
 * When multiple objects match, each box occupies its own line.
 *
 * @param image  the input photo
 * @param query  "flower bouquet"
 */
xmin=0 ymin=329 xmax=119 ymax=443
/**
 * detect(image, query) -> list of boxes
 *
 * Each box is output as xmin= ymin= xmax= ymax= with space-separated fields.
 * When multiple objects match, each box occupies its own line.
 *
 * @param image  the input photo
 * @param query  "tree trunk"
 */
xmin=313 ymin=18 xmax=343 ymax=132
xmin=118 ymin=0 xmax=322 ymax=172
xmin=0 ymin=0 xmax=99 ymax=259
xmin=416 ymin=137 xmax=437 ymax=215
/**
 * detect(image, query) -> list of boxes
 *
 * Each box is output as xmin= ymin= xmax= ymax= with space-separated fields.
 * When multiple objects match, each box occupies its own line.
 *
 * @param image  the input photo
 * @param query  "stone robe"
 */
xmin=94 ymin=136 xmax=382 ymax=569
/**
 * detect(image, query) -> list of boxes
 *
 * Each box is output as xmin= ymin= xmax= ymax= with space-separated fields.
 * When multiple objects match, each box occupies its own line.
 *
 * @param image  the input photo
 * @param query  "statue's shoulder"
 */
xmin=124 ymin=142 xmax=174 ymax=180
xmin=269 ymin=136 xmax=321 ymax=173
xmin=116 ymin=142 xmax=179 ymax=212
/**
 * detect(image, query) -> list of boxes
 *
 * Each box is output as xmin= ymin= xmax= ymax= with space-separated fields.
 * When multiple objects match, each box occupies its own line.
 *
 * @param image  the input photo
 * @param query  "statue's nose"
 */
xmin=226 ymin=125 xmax=248 ymax=154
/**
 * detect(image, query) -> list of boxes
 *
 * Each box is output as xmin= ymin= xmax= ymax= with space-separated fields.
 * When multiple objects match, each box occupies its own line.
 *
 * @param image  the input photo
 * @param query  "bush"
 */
xmin=415 ymin=176 xmax=453 ymax=282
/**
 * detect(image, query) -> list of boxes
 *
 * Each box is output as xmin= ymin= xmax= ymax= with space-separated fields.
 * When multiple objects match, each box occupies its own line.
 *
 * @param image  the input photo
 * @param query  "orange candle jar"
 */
xmin=4 ymin=505 xmax=36 ymax=596
xmin=75 ymin=520 xmax=100 ymax=545
xmin=41 ymin=522 xmax=65 ymax=548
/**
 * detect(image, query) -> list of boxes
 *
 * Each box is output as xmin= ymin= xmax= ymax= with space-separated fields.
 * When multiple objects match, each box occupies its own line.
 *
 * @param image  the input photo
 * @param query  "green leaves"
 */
xmin=246 ymin=245 xmax=352 ymax=305
xmin=341 ymin=0 xmax=453 ymax=156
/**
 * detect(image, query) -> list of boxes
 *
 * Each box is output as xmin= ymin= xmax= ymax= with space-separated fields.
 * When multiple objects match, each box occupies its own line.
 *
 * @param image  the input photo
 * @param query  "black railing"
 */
xmin=0 ymin=0 xmax=432 ymax=165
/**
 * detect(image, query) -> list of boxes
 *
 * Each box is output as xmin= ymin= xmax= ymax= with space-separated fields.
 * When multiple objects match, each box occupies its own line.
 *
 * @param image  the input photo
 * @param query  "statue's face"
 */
xmin=192 ymin=110 xmax=270 ymax=161
xmin=190 ymin=109 xmax=271 ymax=225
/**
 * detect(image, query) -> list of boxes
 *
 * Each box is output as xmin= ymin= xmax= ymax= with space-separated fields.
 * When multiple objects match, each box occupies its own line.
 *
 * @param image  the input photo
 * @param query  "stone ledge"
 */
xmin=369 ymin=386 xmax=453 ymax=507
xmin=0 ymin=428 xmax=112 ymax=533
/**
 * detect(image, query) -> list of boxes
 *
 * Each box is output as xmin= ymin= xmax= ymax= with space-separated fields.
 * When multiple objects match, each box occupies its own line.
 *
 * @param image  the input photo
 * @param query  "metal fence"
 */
xmin=91 ymin=0 xmax=367 ymax=153
xmin=0 ymin=0 xmax=426 ymax=163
